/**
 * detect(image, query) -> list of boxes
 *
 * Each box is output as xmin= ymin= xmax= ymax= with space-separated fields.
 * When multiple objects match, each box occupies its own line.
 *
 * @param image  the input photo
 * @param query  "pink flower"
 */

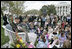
xmin=28 ymin=44 xmax=34 ymax=48
xmin=47 ymin=43 xmax=50 ymax=48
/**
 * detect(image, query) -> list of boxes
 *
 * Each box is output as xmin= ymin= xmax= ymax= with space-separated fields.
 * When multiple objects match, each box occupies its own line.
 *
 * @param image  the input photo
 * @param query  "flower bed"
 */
xmin=2 ymin=25 xmax=37 ymax=48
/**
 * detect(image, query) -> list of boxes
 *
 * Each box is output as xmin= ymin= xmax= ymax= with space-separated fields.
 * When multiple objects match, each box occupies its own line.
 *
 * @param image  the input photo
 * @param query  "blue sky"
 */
xmin=24 ymin=1 xmax=71 ymax=11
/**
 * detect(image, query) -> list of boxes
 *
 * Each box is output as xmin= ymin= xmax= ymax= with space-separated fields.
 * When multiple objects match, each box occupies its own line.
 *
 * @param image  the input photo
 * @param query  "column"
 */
xmin=66 ymin=6 xmax=68 ymax=16
xmin=66 ymin=6 xmax=67 ymax=15
xmin=69 ymin=6 xmax=70 ymax=14
xmin=63 ymin=6 xmax=64 ymax=16
xmin=56 ymin=7 xmax=57 ymax=15
xmin=61 ymin=6 xmax=62 ymax=16
xmin=60 ymin=6 xmax=61 ymax=16
xmin=61 ymin=6 xmax=63 ymax=15
xmin=67 ymin=5 xmax=70 ymax=14
xmin=57 ymin=7 xmax=59 ymax=15
xmin=67 ymin=6 xmax=68 ymax=14
xmin=57 ymin=7 xmax=59 ymax=16
xmin=59 ymin=6 xmax=60 ymax=16
xmin=64 ymin=6 xmax=66 ymax=16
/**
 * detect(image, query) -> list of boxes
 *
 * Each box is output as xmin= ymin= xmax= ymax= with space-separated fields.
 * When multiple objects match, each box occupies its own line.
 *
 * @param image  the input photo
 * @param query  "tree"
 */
xmin=40 ymin=5 xmax=48 ymax=16
xmin=1 ymin=1 xmax=8 ymax=16
xmin=1 ymin=1 xmax=25 ymax=16
xmin=47 ymin=5 xmax=56 ymax=15
xmin=11 ymin=1 xmax=25 ymax=16
xmin=24 ymin=9 xmax=39 ymax=15
xmin=40 ymin=5 xmax=56 ymax=16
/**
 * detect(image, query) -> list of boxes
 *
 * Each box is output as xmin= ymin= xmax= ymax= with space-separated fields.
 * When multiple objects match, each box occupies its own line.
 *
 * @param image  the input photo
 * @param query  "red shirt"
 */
xmin=11 ymin=17 xmax=13 ymax=22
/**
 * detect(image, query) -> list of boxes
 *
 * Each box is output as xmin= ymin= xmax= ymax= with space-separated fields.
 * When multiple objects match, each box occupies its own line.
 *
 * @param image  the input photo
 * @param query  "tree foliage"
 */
xmin=39 ymin=5 xmax=48 ymax=16
xmin=1 ymin=1 xmax=25 ymax=16
xmin=47 ymin=5 xmax=56 ymax=15
xmin=40 ymin=5 xmax=56 ymax=15
xmin=24 ymin=9 xmax=39 ymax=15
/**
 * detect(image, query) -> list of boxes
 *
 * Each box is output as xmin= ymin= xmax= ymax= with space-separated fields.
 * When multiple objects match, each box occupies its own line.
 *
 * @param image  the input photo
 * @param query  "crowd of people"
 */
xmin=3 ymin=13 xmax=71 ymax=48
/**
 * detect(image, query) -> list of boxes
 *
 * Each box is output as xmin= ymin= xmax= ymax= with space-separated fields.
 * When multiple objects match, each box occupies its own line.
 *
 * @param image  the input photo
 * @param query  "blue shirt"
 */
xmin=36 ymin=40 xmax=48 ymax=48
xmin=37 ymin=35 xmax=49 ymax=48
xmin=6 ymin=24 xmax=13 ymax=31
xmin=58 ymin=34 xmax=66 ymax=42
xmin=42 ymin=17 xmax=46 ymax=21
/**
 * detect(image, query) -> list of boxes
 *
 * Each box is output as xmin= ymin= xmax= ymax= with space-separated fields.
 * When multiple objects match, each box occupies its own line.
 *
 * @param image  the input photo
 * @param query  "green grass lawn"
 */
xmin=1 ymin=17 xmax=9 ymax=46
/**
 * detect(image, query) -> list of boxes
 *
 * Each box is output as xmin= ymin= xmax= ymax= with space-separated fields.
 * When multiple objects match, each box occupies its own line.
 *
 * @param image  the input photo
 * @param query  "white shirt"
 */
xmin=34 ymin=22 xmax=37 ymax=25
xmin=67 ymin=16 xmax=70 ymax=19
xmin=48 ymin=28 xmax=53 ymax=34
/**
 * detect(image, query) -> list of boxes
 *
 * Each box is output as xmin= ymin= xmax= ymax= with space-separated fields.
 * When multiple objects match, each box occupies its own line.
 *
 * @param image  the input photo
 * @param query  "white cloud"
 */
xmin=24 ymin=1 xmax=71 ymax=11
xmin=24 ymin=1 xmax=43 ymax=11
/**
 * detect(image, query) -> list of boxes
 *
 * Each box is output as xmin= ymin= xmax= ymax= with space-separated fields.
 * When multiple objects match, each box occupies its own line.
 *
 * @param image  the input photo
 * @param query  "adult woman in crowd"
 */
xmin=36 ymin=35 xmax=48 ymax=48
xmin=58 ymin=32 xmax=66 ymax=47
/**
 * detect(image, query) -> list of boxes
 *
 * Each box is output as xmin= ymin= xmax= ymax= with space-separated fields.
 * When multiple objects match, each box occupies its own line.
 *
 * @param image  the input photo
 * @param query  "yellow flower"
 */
xmin=16 ymin=44 xmax=20 ymax=48
xmin=22 ymin=43 xmax=25 ymax=47
xmin=20 ymin=39 xmax=23 ymax=43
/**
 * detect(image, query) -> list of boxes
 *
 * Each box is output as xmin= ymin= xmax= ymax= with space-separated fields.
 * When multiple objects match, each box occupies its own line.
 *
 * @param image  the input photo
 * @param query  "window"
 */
xmin=63 ymin=12 xmax=64 ymax=15
xmin=58 ymin=7 xmax=59 ymax=9
xmin=66 ymin=6 xmax=67 ymax=12
xmin=63 ymin=6 xmax=65 ymax=8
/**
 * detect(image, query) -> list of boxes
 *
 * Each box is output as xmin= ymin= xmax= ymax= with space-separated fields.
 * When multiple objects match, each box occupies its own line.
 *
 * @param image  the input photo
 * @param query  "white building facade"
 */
xmin=55 ymin=2 xmax=71 ymax=16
